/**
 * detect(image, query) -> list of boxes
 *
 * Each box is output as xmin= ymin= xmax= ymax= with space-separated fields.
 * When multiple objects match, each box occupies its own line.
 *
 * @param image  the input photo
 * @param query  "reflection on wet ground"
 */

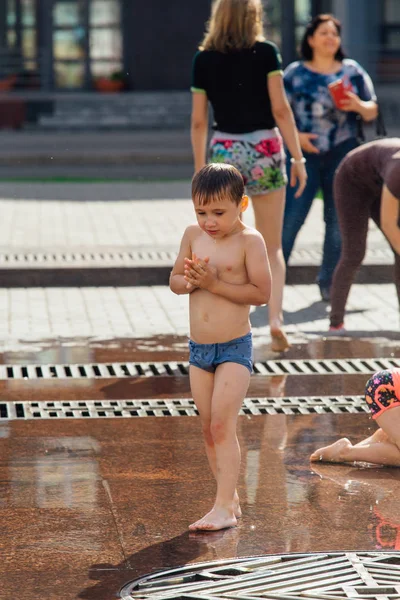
xmin=0 ymin=336 xmax=189 ymax=365
xmin=0 ymin=335 xmax=398 ymax=407
xmin=2 ymin=334 xmax=400 ymax=599
xmin=0 ymin=334 xmax=400 ymax=365
xmin=1 ymin=413 xmax=400 ymax=599
xmin=0 ymin=373 xmax=373 ymax=403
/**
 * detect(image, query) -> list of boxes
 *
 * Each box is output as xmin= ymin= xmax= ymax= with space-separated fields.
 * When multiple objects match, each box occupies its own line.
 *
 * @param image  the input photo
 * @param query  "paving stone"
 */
xmin=0 ymin=191 xmax=387 ymax=258
xmin=0 ymin=181 xmax=396 ymax=344
xmin=0 ymin=282 xmax=396 ymax=342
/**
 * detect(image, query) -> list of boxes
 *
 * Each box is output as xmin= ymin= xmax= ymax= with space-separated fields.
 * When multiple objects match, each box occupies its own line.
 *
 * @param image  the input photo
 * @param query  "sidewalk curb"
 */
xmin=0 ymin=152 xmax=193 ymax=166
xmin=286 ymin=264 xmax=394 ymax=285
xmin=0 ymin=263 xmax=393 ymax=288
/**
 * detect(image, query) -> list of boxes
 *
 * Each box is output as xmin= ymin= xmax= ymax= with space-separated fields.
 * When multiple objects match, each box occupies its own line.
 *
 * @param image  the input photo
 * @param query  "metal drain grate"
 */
xmin=0 ymin=395 xmax=368 ymax=420
xmin=1 ymin=357 xmax=399 ymax=380
xmin=0 ymin=247 xmax=177 ymax=268
xmin=0 ymin=245 xmax=393 ymax=268
xmin=290 ymin=245 xmax=394 ymax=265
xmin=119 ymin=552 xmax=400 ymax=599
xmin=252 ymin=357 xmax=400 ymax=376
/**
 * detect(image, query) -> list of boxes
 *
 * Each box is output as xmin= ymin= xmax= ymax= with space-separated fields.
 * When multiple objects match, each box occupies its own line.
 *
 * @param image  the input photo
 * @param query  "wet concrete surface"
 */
xmin=0 ymin=335 xmax=398 ymax=404
xmin=0 ymin=373 xmax=375 ymax=403
xmin=3 ymin=334 xmax=400 ymax=599
xmin=1 ymin=414 xmax=400 ymax=600
xmin=1 ymin=334 xmax=400 ymax=365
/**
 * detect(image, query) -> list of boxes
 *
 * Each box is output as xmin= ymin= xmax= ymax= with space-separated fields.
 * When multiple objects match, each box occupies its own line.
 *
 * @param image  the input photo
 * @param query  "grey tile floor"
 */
xmin=0 ymin=188 xmax=388 ymax=255
xmin=0 ymin=282 xmax=396 ymax=342
xmin=0 ymin=182 xmax=396 ymax=344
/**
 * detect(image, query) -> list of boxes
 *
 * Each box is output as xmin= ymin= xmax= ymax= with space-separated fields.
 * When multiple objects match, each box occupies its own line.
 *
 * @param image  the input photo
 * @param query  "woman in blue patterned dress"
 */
xmin=282 ymin=14 xmax=378 ymax=302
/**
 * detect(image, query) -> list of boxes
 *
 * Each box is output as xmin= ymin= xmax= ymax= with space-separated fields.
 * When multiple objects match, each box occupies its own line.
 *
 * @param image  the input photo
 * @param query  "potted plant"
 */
xmin=94 ymin=70 xmax=126 ymax=93
xmin=0 ymin=74 xmax=17 ymax=92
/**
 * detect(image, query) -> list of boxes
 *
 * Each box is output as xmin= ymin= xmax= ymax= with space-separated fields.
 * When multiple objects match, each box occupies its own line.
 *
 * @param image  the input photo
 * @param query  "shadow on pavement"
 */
xmin=79 ymin=529 xmax=239 ymax=599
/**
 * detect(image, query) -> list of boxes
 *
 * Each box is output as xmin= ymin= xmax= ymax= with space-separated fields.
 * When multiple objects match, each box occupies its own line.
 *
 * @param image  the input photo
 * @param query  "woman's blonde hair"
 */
xmin=200 ymin=0 xmax=265 ymax=53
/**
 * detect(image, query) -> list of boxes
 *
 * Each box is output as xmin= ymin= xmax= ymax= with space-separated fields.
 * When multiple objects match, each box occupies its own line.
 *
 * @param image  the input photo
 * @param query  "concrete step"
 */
xmin=38 ymin=116 xmax=190 ymax=129
xmin=0 ymin=129 xmax=193 ymax=168
xmin=37 ymin=91 xmax=191 ymax=130
xmin=0 ymin=245 xmax=393 ymax=287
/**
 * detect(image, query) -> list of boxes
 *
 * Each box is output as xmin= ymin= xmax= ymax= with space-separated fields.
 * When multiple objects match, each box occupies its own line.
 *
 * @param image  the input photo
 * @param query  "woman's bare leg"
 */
xmin=251 ymin=187 xmax=289 ymax=351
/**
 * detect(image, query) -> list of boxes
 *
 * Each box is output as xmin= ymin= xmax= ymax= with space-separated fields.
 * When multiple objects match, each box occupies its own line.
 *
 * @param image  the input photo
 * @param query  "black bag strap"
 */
xmin=356 ymin=114 xmax=365 ymax=144
xmin=375 ymin=108 xmax=387 ymax=138
xmin=356 ymin=105 xmax=387 ymax=144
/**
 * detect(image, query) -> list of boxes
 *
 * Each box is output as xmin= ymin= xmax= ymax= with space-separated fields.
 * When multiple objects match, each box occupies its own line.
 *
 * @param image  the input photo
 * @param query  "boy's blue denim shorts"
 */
xmin=189 ymin=332 xmax=253 ymax=374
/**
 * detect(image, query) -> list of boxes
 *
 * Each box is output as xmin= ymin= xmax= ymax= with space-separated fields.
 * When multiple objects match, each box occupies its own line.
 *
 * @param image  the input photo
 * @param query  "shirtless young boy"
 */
xmin=170 ymin=163 xmax=271 ymax=531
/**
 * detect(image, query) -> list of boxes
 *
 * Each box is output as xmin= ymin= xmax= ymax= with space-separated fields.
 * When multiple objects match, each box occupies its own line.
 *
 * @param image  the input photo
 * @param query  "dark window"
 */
xmin=382 ymin=0 xmax=400 ymax=50
xmin=53 ymin=0 xmax=122 ymax=89
xmin=378 ymin=0 xmax=400 ymax=82
xmin=265 ymin=0 xmax=282 ymax=48
xmin=1 ymin=0 xmax=38 ymax=89
xmin=2 ymin=0 xmax=123 ymax=91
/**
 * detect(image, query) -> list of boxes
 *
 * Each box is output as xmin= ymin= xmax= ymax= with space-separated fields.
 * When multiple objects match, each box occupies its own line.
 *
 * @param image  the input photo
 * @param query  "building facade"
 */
xmin=330 ymin=0 xmax=400 ymax=85
xmin=0 ymin=0 xmax=398 ymax=132
xmin=1 ymin=0 xmax=397 ymax=93
xmin=0 ymin=0 xmax=212 ymax=91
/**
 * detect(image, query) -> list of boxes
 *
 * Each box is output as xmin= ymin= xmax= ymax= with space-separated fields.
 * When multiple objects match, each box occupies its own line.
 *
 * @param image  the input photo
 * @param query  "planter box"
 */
xmin=94 ymin=78 xmax=125 ymax=93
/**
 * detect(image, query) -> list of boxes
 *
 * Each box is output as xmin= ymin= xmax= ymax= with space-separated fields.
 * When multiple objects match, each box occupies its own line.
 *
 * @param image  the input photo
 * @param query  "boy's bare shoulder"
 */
xmin=241 ymin=226 xmax=266 ymax=246
xmin=183 ymin=224 xmax=203 ymax=240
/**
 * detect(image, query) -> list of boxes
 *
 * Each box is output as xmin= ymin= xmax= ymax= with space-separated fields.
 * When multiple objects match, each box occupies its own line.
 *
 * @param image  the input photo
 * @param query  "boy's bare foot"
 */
xmin=310 ymin=438 xmax=352 ymax=463
xmin=270 ymin=328 xmax=291 ymax=353
xmin=189 ymin=506 xmax=237 ymax=531
xmin=233 ymin=492 xmax=242 ymax=518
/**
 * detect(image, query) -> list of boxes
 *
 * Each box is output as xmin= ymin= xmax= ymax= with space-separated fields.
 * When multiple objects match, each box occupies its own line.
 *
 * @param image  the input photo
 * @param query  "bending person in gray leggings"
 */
xmin=330 ymin=138 xmax=400 ymax=330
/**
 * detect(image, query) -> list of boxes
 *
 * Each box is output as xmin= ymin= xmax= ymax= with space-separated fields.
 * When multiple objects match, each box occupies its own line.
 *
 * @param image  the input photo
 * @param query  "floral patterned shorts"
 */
xmin=209 ymin=130 xmax=287 ymax=196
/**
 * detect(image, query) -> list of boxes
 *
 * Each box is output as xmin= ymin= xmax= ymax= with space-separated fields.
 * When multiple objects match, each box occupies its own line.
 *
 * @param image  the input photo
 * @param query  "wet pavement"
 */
xmin=2 ymin=413 xmax=400 ymax=600
xmin=1 ymin=335 xmax=400 ymax=366
xmin=0 ymin=323 xmax=399 ymax=600
xmin=1 ymin=336 xmax=400 ymax=600
xmin=2 ymin=335 xmax=400 ymax=365
xmin=0 ymin=372 xmax=379 ymax=402
xmin=1 ymin=180 xmax=399 ymax=599
xmin=0 ymin=337 xmax=400 ymax=405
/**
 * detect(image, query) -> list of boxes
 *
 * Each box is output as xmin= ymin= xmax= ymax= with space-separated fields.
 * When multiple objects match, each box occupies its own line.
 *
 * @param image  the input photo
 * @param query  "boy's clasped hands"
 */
xmin=184 ymin=253 xmax=217 ymax=291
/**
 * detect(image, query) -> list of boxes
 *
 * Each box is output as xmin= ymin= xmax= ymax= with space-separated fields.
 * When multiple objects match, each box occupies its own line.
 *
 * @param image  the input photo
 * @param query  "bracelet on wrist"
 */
xmin=290 ymin=157 xmax=306 ymax=164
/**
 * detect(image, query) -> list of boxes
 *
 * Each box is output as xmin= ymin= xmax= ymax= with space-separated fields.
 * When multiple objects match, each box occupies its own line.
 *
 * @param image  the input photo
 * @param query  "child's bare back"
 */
xmin=188 ymin=224 xmax=258 ymax=344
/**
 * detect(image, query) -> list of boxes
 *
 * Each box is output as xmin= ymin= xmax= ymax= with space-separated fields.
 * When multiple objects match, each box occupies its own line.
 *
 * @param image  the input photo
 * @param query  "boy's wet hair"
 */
xmin=192 ymin=163 xmax=245 ymax=206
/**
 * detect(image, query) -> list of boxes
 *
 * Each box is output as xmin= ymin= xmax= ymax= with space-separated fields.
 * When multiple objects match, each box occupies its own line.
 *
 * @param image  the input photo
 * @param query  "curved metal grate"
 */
xmin=119 ymin=552 xmax=400 ymax=599
xmin=0 ymin=357 xmax=399 ymax=380
xmin=0 ymin=395 xmax=368 ymax=420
